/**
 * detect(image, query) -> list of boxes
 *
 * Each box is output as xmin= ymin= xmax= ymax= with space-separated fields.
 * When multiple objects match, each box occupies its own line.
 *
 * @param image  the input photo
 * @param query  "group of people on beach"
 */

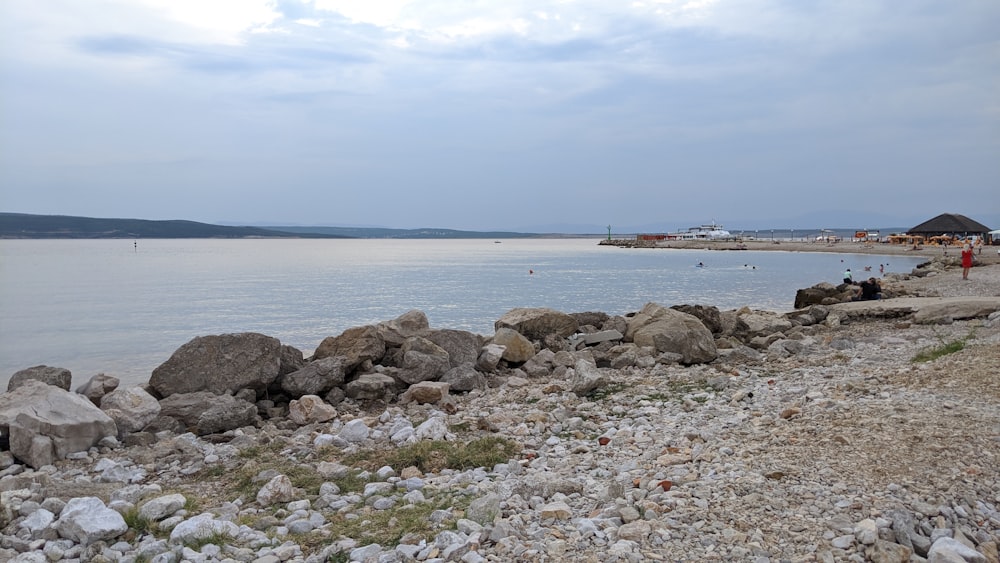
xmin=843 ymin=268 xmax=883 ymax=301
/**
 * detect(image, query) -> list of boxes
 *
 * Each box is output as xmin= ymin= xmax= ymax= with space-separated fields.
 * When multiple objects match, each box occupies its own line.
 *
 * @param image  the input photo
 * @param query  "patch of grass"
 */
xmin=343 ymin=436 xmax=520 ymax=474
xmin=587 ymin=382 xmax=627 ymax=401
xmin=912 ymin=330 xmax=974 ymax=363
xmin=642 ymin=380 xmax=715 ymax=403
xmin=321 ymin=496 xmax=463 ymax=548
xmin=182 ymin=531 xmax=234 ymax=551
xmin=122 ymin=508 xmax=153 ymax=536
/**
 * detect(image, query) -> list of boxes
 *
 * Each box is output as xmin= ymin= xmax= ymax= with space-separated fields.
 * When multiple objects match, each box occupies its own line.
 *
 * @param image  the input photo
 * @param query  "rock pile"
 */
xmin=2 ymin=262 xmax=1000 ymax=562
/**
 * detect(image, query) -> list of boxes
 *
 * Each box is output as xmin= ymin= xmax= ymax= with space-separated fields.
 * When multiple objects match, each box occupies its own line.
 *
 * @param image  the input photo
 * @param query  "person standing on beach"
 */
xmin=843 ymin=268 xmax=853 ymax=284
xmin=961 ymin=244 xmax=974 ymax=280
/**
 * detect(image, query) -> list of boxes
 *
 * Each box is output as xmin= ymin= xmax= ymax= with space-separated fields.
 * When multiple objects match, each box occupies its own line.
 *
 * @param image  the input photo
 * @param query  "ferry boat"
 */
xmin=665 ymin=223 xmax=733 ymax=240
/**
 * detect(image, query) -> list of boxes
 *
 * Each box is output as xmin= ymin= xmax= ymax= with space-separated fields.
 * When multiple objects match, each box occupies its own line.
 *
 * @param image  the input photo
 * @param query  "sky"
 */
xmin=1 ymin=1 xmax=998 ymax=232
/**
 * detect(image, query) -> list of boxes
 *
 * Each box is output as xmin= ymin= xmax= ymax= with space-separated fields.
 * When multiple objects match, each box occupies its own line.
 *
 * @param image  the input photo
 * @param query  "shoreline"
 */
xmin=604 ymin=238 xmax=1000 ymax=265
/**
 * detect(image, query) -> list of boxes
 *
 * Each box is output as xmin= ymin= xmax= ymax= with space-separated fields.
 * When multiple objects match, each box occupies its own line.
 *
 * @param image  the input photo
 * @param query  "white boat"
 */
xmin=666 ymin=223 xmax=732 ymax=240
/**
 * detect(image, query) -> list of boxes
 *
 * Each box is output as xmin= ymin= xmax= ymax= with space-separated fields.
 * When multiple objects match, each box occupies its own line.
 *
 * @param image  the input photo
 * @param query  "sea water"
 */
xmin=0 ymin=238 xmax=923 ymax=389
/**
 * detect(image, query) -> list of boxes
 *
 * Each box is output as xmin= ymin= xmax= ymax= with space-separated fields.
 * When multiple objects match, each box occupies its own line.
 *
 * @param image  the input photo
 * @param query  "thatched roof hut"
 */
xmin=907 ymin=213 xmax=992 ymax=238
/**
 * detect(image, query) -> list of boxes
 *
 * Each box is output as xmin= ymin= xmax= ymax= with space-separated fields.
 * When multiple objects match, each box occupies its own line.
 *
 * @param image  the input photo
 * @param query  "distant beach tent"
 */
xmin=907 ymin=213 xmax=992 ymax=242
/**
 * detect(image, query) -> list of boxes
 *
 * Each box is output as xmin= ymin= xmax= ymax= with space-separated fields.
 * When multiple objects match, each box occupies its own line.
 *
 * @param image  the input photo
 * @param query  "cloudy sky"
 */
xmin=1 ymin=1 xmax=997 ymax=232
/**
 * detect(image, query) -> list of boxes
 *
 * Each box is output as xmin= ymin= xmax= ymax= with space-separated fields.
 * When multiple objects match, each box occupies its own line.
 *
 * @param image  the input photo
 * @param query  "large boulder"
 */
xmin=492 ymin=328 xmax=535 ymax=364
xmin=158 ymin=391 xmax=258 ymax=435
xmin=625 ymin=302 xmax=717 ymax=365
xmin=313 ymin=325 xmax=386 ymax=370
xmin=734 ymin=310 xmax=794 ymax=340
xmin=288 ymin=395 xmax=337 ymax=425
xmin=0 ymin=380 xmax=118 ymax=469
xmin=397 ymin=337 xmax=451 ymax=384
xmin=793 ymin=283 xmax=852 ymax=308
xmin=280 ymin=356 xmax=348 ymax=397
xmin=426 ymin=329 xmax=484 ymax=368
xmin=670 ymin=304 xmax=723 ymax=334
xmin=101 ymin=386 xmax=161 ymax=437
xmin=377 ymin=310 xmax=430 ymax=346
xmin=7 ymin=365 xmax=72 ymax=392
xmin=495 ymin=308 xmax=579 ymax=341
xmin=149 ymin=333 xmax=282 ymax=398
xmin=343 ymin=373 xmax=398 ymax=402
xmin=440 ymin=363 xmax=488 ymax=392
xmin=54 ymin=497 xmax=128 ymax=546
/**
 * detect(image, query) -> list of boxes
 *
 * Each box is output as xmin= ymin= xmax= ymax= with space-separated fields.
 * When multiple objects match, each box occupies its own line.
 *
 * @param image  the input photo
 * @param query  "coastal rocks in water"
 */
xmin=0 ymin=380 xmax=118 ymax=469
xmin=149 ymin=332 xmax=282 ymax=398
xmin=279 ymin=356 xmax=347 ymax=397
xmin=100 ymin=386 xmax=161 ymax=437
xmin=313 ymin=325 xmax=386 ymax=370
xmin=75 ymin=373 xmax=120 ymax=406
xmin=495 ymin=307 xmax=579 ymax=341
xmin=158 ymin=391 xmax=257 ymax=435
xmin=377 ymin=309 xmax=431 ymax=346
xmin=671 ymin=304 xmax=723 ymax=334
xmin=794 ymin=282 xmax=855 ymax=308
xmin=7 ymin=365 xmax=72 ymax=392
xmin=625 ymin=302 xmax=718 ymax=364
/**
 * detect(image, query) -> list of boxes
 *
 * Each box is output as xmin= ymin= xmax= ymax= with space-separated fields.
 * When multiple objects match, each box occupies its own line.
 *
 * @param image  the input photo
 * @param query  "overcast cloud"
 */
xmin=1 ymin=0 xmax=997 ymax=231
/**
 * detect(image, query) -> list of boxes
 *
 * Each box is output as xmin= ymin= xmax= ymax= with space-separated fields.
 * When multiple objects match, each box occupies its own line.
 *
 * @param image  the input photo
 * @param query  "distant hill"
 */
xmin=0 ymin=213 xmax=542 ymax=239
xmin=0 ymin=213 xmax=348 ymax=239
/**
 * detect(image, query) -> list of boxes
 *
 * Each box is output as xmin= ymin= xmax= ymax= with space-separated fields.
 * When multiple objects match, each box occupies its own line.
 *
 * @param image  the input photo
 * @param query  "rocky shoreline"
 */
xmin=2 ymin=257 xmax=999 ymax=562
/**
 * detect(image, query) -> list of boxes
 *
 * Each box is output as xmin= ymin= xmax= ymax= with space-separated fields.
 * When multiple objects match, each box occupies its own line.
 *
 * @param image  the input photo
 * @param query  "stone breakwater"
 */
xmin=1 ymin=260 xmax=999 ymax=562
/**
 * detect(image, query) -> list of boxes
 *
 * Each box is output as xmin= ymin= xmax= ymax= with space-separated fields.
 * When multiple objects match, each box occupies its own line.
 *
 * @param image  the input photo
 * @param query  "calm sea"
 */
xmin=0 ymin=238 xmax=923 ymax=389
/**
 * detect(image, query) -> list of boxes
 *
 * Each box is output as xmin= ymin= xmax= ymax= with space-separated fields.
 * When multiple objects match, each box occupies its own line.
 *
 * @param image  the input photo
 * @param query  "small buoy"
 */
xmin=529 ymin=269 xmax=534 ymax=275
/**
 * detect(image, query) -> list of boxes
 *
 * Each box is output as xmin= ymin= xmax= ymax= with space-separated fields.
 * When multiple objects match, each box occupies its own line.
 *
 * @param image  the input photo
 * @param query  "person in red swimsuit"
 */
xmin=961 ymin=244 xmax=974 ymax=280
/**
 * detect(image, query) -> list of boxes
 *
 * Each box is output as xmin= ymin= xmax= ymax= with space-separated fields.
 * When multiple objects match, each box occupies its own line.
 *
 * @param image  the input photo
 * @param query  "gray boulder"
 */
xmin=54 ymin=497 xmax=128 ymax=546
xmin=278 ymin=345 xmax=306 ymax=376
xmin=343 ymin=373 xmax=398 ymax=402
xmin=313 ymin=325 xmax=386 ymax=370
xmin=7 ymin=365 xmax=72 ymax=392
xmin=492 ymin=328 xmax=535 ymax=364
xmin=626 ymin=302 xmax=718 ymax=365
xmin=734 ymin=310 xmax=795 ymax=341
xmin=377 ymin=310 xmax=430 ymax=346
xmin=397 ymin=336 xmax=451 ymax=384
xmin=495 ymin=307 xmax=579 ymax=341
xmin=75 ymin=373 xmax=120 ymax=406
xmin=476 ymin=343 xmax=506 ymax=372
xmin=671 ymin=304 xmax=723 ymax=334
xmin=288 ymin=395 xmax=337 ymax=425
xmin=440 ymin=363 xmax=487 ymax=392
xmin=569 ymin=359 xmax=607 ymax=396
xmin=101 ymin=386 xmax=161 ymax=437
xmin=158 ymin=391 xmax=258 ymax=435
xmin=1 ymin=380 xmax=118 ymax=469
xmin=427 ymin=329 xmax=483 ymax=368
xmin=149 ymin=333 xmax=282 ymax=398
xmin=280 ymin=356 xmax=348 ymax=397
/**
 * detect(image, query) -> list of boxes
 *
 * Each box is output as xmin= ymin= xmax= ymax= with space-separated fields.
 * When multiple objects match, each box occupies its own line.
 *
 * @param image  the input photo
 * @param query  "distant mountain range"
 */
xmin=3 ymin=212 xmax=993 ymax=240
xmin=0 ymin=213 xmax=540 ymax=239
